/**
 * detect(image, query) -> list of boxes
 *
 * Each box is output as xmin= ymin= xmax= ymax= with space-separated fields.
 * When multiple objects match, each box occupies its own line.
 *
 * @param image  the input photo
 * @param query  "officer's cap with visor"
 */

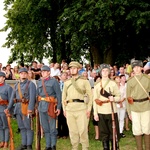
xmin=99 ymin=63 xmax=111 ymax=74
xmin=41 ymin=65 xmax=50 ymax=71
xmin=69 ymin=61 xmax=81 ymax=68
xmin=19 ymin=67 xmax=28 ymax=73
xmin=0 ymin=72 xmax=6 ymax=77
xmin=131 ymin=60 xmax=143 ymax=69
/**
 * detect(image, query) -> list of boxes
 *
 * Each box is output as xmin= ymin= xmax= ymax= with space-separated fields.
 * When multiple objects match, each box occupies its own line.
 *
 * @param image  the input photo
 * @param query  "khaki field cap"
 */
xmin=131 ymin=60 xmax=143 ymax=68
xmin=69 ymin=61 xmax=81 ymax=68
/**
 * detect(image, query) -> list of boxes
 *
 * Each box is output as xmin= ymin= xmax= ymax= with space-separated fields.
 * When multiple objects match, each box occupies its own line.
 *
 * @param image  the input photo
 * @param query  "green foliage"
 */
xmin=1 ymin=0 xmax=150 ymax=65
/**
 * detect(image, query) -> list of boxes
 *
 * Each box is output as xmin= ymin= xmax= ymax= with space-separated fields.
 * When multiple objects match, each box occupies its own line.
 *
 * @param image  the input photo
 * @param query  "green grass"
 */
xmin=11 ymin=118 xmax=137 ymax=150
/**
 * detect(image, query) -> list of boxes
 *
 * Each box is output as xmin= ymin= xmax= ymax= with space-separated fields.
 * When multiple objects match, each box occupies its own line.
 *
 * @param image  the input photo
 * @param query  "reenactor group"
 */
xmin=0 ymin=60 xmax=149 ymax=150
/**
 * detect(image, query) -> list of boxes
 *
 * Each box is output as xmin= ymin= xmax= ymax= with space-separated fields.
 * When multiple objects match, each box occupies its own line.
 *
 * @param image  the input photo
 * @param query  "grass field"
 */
xmin=10 ymin=118 xmax=137 ymax=150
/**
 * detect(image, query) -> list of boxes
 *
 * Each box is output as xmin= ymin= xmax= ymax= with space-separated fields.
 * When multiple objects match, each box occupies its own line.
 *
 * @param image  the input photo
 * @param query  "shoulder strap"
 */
xmin=42 ymin=79 xmax=49 ymax=97
xmin=134 ymin=76 xmax=149 ymax=97
xmin=71 ymin=77 xmax=84 ymax=95
xmin=18 ymin=82 xmax=23 ymax=99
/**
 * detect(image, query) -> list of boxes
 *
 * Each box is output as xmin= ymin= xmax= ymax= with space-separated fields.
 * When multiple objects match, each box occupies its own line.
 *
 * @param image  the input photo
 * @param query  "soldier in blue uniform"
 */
xmin=37 ymin=65 xmax=61 ymax=150
xmin=0 ymin=72 xmax=13 ymax=148
xmin=4 ymin=68 xmax=36 ymax=150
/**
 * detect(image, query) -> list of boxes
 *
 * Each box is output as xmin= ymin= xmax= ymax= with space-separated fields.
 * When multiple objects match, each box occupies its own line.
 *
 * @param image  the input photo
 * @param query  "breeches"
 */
xmin=66 ymin=109 xmax=89 ymax=150
xmin=16 ymin=113 xmax=34 ymax=145
xmin=131 ymin=110 xmax=150 ymax=135
xmin=39 ymin=111 xmax=57 ymax=147
xmin=0 ymin=112 xmax=9 ymax=142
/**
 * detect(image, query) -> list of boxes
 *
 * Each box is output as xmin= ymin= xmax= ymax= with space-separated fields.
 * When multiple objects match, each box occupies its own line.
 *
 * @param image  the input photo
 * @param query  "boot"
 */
xmin=144 ymin=134 xmax=150 ymax=150
xmin=0 ymin=142 xmax=4 ymax=148
xmin=102 ymin=141 xmax=109 ymax=150
xmin=3 ymin=142 xmax=8 ymax=148
xmin=51 ymin=146 xmax=56 ymax=150
xmin=44 ymin=147 xmax=52 ymax=150
xmin=135 ymin=135 xmax=143 ymax=150
xmin=27 ymin=145 xmax=32 ymax=150
xmin=16 ymin=144 xmax=27 ymax=150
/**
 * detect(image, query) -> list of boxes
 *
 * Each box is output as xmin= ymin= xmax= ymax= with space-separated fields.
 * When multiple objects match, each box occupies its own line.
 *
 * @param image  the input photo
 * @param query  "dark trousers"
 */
xmin=58 ymin=108 xmax=69 ymax=137
xmin=98 ymin=113 xmax=120 ymax=142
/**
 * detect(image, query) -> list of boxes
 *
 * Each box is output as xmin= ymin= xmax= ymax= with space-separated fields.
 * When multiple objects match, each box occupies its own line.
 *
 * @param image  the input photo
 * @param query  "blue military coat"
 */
xmin=0 ymin=83 xmax=13 ymax=112
xmin=8 ymin=79 xmax=36 ymax=114
xmin=37 ymin=77 xmax=61 ymax=112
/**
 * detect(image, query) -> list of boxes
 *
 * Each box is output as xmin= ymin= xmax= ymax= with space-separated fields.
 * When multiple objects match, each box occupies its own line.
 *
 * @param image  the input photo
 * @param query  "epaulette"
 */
xmin=143 ymin=74 xmax=150 ymax=79
xmin=94 ymin=80 xmax=100 ymax=86
xmin=126 ymin=76 xmax=133 ymax=82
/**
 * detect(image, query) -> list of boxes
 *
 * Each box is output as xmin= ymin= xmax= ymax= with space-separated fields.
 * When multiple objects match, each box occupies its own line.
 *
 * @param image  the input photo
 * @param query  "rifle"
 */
xmin=109 ymin=88 xmax=119 ymax=150
xmin=35 ymin=101 xmax=41 ymax=150
xmin=6 ymin=113 xmax=15 ymax=150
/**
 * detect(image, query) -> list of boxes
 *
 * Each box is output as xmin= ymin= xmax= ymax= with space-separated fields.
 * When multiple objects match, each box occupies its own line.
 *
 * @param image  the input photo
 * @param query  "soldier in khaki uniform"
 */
xmin=62 ymin=61 xmax=92 ymax=150
xmin=93 ymin=64 xmax=120 ymax=150
xmin=126 ymin=60 xmax=150 ymax=150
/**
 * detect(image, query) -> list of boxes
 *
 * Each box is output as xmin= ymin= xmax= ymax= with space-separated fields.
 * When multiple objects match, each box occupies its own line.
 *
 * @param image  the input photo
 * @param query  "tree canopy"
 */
xmin=1 ymin=0 xmax=150 ymax=66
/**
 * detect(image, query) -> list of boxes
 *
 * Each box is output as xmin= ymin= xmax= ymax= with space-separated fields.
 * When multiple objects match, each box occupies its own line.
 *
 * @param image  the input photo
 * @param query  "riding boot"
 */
xmin=144 ymin=134 xmax=150 ymax=150
xmin=102 ymin=140 xmax=110 ymax=150
xmin=135 ymin=135 xmax=143 ymax=150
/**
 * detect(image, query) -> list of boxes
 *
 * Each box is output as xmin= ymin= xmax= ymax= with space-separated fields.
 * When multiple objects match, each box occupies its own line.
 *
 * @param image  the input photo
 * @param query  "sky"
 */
xmin=0 ymin=1 xmax=13 ymax=67
xmin=0 ymin=1 xmax=49 ymax=67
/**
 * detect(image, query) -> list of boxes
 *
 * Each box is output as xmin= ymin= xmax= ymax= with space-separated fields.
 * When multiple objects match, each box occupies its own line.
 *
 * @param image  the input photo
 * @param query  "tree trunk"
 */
xmin=90 ymin=46 xmax=103 ymax=65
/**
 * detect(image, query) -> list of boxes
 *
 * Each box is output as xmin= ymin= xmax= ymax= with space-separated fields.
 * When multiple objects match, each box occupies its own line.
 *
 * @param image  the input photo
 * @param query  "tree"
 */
xmin=1 ymin=0 xmax=150 ymax=66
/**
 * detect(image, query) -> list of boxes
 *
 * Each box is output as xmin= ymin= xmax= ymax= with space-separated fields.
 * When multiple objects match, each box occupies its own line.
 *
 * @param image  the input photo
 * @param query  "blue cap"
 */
xmin=41 ymin=65 xmax=50 ymax=71
xmin=0 ymin=72 xmax=6 ymax=77
xmin=19 ymin=67 xmax=28 ymax=73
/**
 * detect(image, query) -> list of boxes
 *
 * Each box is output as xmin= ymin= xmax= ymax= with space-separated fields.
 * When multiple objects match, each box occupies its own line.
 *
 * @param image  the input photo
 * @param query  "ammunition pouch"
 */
xmin=95 ymin=99 xmax=110 ymax=106
xmin=127 ymin=97 xmax=134 ymax=104
xmin=38 ymin=96 xmax=57 ymax=119
xmin=21 ymin=98 xmax=29 ymax=116
xmin=0 ymin=100 xmax=8 ymax=105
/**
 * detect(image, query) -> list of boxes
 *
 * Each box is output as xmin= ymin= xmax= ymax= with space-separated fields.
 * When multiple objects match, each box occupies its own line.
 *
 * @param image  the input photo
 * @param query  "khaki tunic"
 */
xmin=62 ymin=76 xmax=93 ymax=150
xmin=126 ymin=74 xmax=150 ymax=115
xmin=93 ymin=79 xmax=121 ymax=115
xmin=62 ymin=77 xmax=93 ymax=112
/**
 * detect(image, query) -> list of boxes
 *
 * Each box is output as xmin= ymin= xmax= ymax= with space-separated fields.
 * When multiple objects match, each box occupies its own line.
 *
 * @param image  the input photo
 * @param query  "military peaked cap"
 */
xmin=19 ymin=67 xmax=28 ymax=73
xmin=131 ymin=60 xmax=143 ymax=68
xmin=0 ymin=72 xmax=6 ymax=77
xmin=41 ymin=65 xmax=50 ymax=71
xmin=99 ymin=63 xmax=110 ymax=73
xmin=69 ymin=61 xmax=81 ymax=68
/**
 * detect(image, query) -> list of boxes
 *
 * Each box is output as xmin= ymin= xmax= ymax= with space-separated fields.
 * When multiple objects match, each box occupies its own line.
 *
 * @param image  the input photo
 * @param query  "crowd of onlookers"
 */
xmin=0 ymin=59 xmax=149 ymax=81
xmin=0 ymin=59 xmax=150 ymax=140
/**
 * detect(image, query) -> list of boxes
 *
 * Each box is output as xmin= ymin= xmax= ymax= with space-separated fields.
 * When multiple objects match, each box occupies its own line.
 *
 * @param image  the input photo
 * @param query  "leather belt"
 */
xmin=0 ymin=100 xmax=8 ymax=105
xmin=133 ymin=97 xmax=149 ymax=102
xmin=67 ymin=99 xmax=84 ymax=103
xmin=14 ymin=99 xmax=22 ymax=103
